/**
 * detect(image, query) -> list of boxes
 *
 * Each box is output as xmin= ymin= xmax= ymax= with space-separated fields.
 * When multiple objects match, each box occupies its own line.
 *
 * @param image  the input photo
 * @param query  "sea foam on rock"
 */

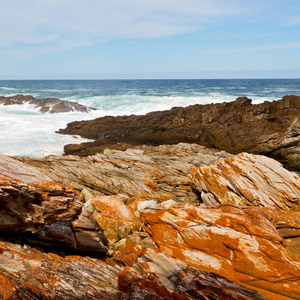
xmin=0 ymin=94 xmax=96 ymax=113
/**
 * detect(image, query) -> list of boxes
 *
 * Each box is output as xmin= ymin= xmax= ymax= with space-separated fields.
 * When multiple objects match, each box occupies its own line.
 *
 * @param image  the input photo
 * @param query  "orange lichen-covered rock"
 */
xmin=243 ymin=207 xmax=300 ymax=237
xmin=116 ymin=245 xmax=267 ymax=300
xmin=191 ymin=152 xmax=300 ymax=210
xmin=0 ymin=241 xmax=120 ymax=299
xmin=91 ymin=195 xmax=141 ymax=244
xmin=140 ymin=204 xmax=300 ymax=300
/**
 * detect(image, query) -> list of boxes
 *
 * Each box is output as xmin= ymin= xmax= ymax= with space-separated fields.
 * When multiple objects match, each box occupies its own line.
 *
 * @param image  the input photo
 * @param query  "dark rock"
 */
xmin=0 ymin=154 xmax=106 ymax=254
xmin=58 ymin=95 xmax=300 ymax=171
xmin=0 ymin=94 xmax=96 ymax=113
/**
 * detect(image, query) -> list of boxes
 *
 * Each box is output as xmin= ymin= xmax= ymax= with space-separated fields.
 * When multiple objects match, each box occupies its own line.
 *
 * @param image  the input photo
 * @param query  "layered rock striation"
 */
xmin=0 ymin=154 xmax=106 ymax=254
xmin=0 ymin=94 xmax=96 ymax=113
xmin=58 ymin=95 xmax=300 ymax=171
xmin=1 ymin=146 xmax=300 ymax=299
xmin=191 ymin=152 xmax=300 ymax=210
xmin=139 ymin=203 xmax=300 ymax=300
xmin=20 ymin=144 xmax=231 ymax=205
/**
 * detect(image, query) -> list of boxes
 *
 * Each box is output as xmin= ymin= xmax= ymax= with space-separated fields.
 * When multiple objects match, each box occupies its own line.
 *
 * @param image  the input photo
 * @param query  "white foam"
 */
xmin=0 ymin=92 xmax=279 ymax=157
xmin=0 ymin=87 xmax=17 ymax=91
xmin=0 ymin=105 xmax=94 ymax=157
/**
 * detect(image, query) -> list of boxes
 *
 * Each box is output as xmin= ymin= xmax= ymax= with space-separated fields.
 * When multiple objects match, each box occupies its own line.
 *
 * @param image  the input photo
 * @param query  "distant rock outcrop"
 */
xmin=0 ymin=94 xmax=96 ymax=113
xmin=58 ymin=95 xmax=300 ymax=171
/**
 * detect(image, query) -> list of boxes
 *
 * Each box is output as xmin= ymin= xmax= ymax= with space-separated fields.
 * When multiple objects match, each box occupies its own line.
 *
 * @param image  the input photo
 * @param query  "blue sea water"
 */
xmin=0 ymin=79 xmax=299 ymax=157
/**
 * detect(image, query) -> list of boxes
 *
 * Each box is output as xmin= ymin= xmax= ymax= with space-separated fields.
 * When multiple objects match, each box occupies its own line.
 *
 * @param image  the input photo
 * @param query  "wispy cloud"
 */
xmin=212 ymin=42 xmax=300 ymax=54
xmin=0 ymin=0 xmax=250 ymax=59
xmin=287 ymin=16 xmax=300 ymax=26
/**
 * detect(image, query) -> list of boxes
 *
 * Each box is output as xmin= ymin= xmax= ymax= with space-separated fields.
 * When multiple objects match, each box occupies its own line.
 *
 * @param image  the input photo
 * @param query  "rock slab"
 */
xmin=191 ymin=152 xmax=300 ymax=210
xmin=140 ymin=203 xmax=300 ymax=300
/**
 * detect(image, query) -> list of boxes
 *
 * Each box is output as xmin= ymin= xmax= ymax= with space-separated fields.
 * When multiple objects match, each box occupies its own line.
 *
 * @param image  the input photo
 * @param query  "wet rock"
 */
xmin=139 ymin=203 xmax=300 ymax=300
xmin=58 ymin=95 xmax=300 ymax=171
xmin=191 ymin=152 xmax=300 ymax=210
xmin=0 ymin=94 xmax=96 ymax=113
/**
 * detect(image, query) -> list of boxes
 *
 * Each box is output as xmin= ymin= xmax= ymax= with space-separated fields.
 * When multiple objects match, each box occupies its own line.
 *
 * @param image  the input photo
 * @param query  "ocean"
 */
xmin=0 ymin=79 xmax=299 ymax=157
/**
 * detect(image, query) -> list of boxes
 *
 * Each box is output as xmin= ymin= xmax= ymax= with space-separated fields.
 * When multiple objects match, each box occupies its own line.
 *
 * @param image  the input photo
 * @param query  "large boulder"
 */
xmin=140 ymin=203 xmax=300 ymax=300
xmin=58 ymin=95 xmax=300 ymax=171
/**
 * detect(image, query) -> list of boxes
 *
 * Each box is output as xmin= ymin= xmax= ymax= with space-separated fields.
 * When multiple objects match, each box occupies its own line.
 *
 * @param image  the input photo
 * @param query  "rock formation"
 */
xmin=139 ymin=203 xmax=300 ymax=300
xmin=0 ymin=241 xmax=121 ymax=299
xmin=0 ymin=94 xmax=96 ymax=113
xmin=1 ymin=146 xmax=300 ymax=299
xmin=57 ymin=95 xmax=300 ymax=171
xmin=191 ymin=152 xmax=300 ymax=210
xmin=115 ymin=245 xmax=268 ymax=300
xmin=0 ymin=154 xmax=106 ymax=254
xmin=19 ymin=144 xmax=231 ymax=205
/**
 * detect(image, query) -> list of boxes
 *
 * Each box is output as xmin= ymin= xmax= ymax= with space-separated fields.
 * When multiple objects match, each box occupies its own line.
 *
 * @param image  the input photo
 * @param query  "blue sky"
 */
xmin=0 ymin=0 xmax=300 ymax=79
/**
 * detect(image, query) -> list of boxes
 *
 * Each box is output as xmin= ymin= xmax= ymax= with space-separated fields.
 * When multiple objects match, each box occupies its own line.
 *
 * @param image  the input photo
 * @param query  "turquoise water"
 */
xmin=0 ymin=79 xmax=299 ymax=157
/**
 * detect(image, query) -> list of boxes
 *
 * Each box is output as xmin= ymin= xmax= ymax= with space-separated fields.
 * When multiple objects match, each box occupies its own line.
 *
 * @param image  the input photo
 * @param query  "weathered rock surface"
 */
xmin=2 ymin=147 xmax=300 ymax=298
xmin=191 ymin=152 xmax=300 ymax=211
xmin=0 ymin=154 xmax=82 ymax=233
xmin=0 ymin=239 xmax=267 ymax=300
xmin=140 ymin=203 xmax=300 ymax=300
xmin=20 ymin=144 xmax=231 ymax=205
xmin=0 ymin=94 xmax=96 ymax=113
xmin=116 ymin=245 xmax=267 ymax=300
xmin=0 ymin=241 xmax=121 ymax=299
xmin=90 ymin=195 xmax=141 ymax=246
xmin=58 ymin=95 xmax=300 ymax=171
xmin=0 ymin=154 xmax=106 ymax=254
xmin=18 ymin=147 xmax=300 ymax=256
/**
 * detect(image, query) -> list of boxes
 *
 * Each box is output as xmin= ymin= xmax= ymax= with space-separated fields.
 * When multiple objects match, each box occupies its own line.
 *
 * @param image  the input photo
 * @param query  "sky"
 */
xmin=0 ymin=0 xmax=300 ymax=79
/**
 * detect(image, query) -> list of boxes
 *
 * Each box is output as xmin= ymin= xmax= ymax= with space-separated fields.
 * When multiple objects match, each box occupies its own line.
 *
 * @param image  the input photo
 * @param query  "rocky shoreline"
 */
xmin=58 ymin=95 xmax=300 ymax=171
xmin=0 ymin=94 xmax=300 ymax=299
xmin=0 ymin=143 xmax=300 ymax=299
